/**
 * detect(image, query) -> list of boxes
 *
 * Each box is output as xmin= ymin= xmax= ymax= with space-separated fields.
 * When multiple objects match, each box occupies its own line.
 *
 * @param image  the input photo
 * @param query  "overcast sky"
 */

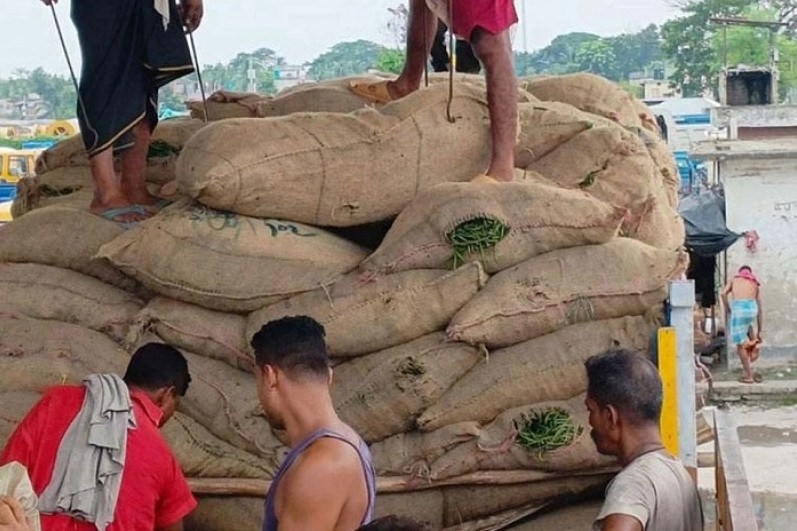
xmin=5 ymin=0 xmax=682 ymax=78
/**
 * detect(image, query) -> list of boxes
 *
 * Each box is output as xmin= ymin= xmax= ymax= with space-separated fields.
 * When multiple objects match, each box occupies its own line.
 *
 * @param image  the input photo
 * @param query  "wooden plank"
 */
xmin=658 ymin=327 xmax=679 ymax=456
xmin=714 ymin=409 xmax=758 ymax=530
xmin=187 ymin=468 xmax=619 ymax=497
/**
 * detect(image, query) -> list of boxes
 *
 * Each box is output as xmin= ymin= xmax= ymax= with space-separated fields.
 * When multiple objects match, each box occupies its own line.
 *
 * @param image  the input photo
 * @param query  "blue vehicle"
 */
xmin=0 ymin=184 xmax=16 ymax=202
xmin=674 ymin=151 xmax=705 ymax=194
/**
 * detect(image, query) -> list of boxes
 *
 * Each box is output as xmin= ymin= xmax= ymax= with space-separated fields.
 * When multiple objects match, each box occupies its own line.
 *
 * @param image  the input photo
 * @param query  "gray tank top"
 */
xmin=263 ymin=428 xmax=376 ymax=531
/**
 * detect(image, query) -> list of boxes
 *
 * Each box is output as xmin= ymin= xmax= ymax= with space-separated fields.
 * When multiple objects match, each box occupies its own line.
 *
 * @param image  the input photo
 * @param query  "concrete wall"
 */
xmin=723 ymin=157 xmax=797 ymax=363
xmin=713 ymin=105 xmax=797 ymax=131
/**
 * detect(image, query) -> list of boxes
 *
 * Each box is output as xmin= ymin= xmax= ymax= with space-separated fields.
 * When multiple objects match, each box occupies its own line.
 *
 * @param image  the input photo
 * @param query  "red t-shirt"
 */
xmin=1 ymin=386 xmax=197 ymax=530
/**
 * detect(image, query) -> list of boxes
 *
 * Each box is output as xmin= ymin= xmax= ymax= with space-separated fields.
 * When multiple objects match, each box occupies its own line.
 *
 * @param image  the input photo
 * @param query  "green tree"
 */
xmin=574 ymin=39 xmax=620 ymax=79
xmin=308 ymin=40 xmax=389 ymax=80
xmin=375 ymin=48 xmax=405 ymax=74
xmin=606 ymin=24 xmax=663 ymax=80
xmin=661 ymin=0 xmax=753 ymax=96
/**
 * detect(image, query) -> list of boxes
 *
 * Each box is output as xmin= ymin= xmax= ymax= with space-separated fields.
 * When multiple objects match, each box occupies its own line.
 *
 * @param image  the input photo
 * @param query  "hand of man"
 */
xmin=181 ymin=0 xmax=203 ymax=33
xmin=0 ymin=496 xmax=31 ymax=531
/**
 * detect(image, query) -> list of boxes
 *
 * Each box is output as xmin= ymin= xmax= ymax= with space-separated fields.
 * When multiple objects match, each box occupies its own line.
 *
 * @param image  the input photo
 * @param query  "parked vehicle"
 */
xmin=0 ymin=148 xmax=38 ymax=183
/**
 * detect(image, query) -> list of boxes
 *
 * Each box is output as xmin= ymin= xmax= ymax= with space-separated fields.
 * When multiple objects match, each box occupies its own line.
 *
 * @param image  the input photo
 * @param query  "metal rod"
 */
xmin=176 ymin=2 xmax=210 ymax=122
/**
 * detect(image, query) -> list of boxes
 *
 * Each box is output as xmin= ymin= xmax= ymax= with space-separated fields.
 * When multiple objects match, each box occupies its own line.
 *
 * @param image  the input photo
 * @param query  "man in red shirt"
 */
xmin=1 ymin=343 xmax=197 ymax=531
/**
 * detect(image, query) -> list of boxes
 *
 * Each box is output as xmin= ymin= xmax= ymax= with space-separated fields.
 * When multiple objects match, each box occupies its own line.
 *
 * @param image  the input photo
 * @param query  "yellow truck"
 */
xmin=0 ymin=148 xmax=38 ymax=184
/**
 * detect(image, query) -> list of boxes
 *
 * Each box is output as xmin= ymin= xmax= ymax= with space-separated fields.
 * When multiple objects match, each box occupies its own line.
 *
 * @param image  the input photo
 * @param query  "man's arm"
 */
xmin=597 ymin=514 xmax=643 ymax=531
xmin=756 ymin=292 xmax=763 ymax=337
xmin=277 ymin=442 xmax=361 ymax=531
xmin=721 ymin=281 xmax=733 ymax=314
xmin=181 ymin=0 xmax=203 ymax=33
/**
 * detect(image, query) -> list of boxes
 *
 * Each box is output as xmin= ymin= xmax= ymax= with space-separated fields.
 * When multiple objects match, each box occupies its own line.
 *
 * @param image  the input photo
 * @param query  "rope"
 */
xmin=49 ymin=3 xmax=100 ymax=152
xmin=446 ymin=0 xmax=456 ymax=123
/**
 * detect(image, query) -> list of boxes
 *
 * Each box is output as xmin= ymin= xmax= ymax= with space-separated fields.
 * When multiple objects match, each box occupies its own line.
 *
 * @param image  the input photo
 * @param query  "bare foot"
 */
xmin=124 ymin=189 xmax=161 ymax=207
xmin=485 ymin=164 xmax=515 ymax=183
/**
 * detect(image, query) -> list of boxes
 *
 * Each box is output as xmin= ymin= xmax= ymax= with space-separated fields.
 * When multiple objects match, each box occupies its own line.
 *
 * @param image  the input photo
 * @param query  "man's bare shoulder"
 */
xmin=292 ymin=436 xmax=362 ymax=477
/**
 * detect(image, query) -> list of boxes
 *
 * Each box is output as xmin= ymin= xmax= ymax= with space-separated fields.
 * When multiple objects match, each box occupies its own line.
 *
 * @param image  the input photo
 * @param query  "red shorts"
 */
xmin=451 ymin=0 xmax=518 ymax=41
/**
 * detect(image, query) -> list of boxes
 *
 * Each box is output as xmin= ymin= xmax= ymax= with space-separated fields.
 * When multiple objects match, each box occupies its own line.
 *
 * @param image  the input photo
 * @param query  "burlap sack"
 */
xmin=331 ymin=333 xmax=482 ymax=443
xmin=99 ymin=201 xmax=368 ymax=313
xmin=379 ymin=474 xmax=610 ymax=529
xmin=11 ymin=167 xmax=92 ymax=218
xmin=421 ymin=316 xmax=652 ymax=430
xmin=189 ymin=76 xmax=384 ymax=121
xmin=127 ymin=298 xmax=251 ymax=371
xmin=429 ymin=395 xmax=615 ymax=480
xmin=0 ymin=206 xmax=137 ymax=291
xmin=636 ymin=128 xmax=680 ymax=209
xmin=361 ymin=180 xmax=624 ymax=275
xmin=524 ymin=124 xmax=657 ymax=213
xmin=185 ymin=497 xmax=265 ymax=531
xmin=0 ymin=263 xmax=142 ymax=342
xmin=177 ymin=83 xmax=492 ymax=226
xmin=0 ymin=391 xmax=42 ymax=448
xmin=35 ymin=119 xmax=204 ymax=182
xmin=179 ymin=351 xmax=284 ymax=463
xmin=515 ymin=101 xmax=599 ymax=168
xmin=442 ymin=475 xmax=610 ymax=529
xmin=447 ymin=239 xmax=685 ymax=347
xmin=520 ymin=73 xmax=657 ymax=132
xmin=162 ymin=412 xmax=278 ymax=479
xmin=189 ymin=91 xmax=270 ymax=121
xmin=370 ymin=422 xmax=481 ymax=477
xmin=0 ymin=317 xmax=130 ymax=392
xmin=247 ymin=263 xmax=487 ymax=358
xmin=629 ymin=190 xmax=685 ymax=251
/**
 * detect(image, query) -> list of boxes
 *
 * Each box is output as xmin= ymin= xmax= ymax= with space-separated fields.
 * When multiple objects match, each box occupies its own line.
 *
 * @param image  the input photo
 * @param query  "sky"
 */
xmin=4 ymin=0 xmax=683 ymax=78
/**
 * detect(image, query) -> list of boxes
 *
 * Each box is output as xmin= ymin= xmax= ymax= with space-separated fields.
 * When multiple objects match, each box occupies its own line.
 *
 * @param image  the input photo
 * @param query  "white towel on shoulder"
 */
xmin=38 ymin=374 xmax=136 ymax=531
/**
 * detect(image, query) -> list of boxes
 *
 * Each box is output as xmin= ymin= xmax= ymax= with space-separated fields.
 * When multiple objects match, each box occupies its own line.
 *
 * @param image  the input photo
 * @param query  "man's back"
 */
xmin=594 ymin=451 xmax=702 ymax=531
xmin=730 ymin=277 xmax=758 ymax=300
xmin=1 ymin=386 xmax=195 ymax=530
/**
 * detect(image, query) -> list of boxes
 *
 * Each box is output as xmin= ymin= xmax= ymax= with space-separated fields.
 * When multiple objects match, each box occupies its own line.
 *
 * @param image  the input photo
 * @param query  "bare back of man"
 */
xmin=273 ymin=424 xmax=370 ymax=531
xmin=729 ymin=277 xmax=758 ymax=300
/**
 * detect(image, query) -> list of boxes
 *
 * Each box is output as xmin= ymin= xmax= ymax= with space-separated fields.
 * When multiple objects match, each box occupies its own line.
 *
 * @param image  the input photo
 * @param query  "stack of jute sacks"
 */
xmin=0 ymin=73 xmax=686 ymax=530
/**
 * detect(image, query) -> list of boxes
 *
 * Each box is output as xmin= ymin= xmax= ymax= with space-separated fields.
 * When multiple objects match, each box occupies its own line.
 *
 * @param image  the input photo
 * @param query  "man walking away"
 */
xmin=1 ymin=343 xmax=196 ymax=530
xmin=250 ymin=316 xmax=376 ymax=531
xmin=585 ymin=349 xmax=703 ymax=531
xmin=722 ymin=265 xmax=763 ymax=384
xmin=40 ymin=0 xmax=203 ymax=226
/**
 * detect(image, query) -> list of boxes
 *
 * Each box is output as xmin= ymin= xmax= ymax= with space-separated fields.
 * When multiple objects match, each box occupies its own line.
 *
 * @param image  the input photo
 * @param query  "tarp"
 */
xmin=678 ymin=189 xmax=741 ymax=257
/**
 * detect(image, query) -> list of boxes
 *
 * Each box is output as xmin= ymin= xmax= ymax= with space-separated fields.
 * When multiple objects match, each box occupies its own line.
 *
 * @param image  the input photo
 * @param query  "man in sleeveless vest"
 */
xmin=250 ymin=316 xmax=376 ymax=531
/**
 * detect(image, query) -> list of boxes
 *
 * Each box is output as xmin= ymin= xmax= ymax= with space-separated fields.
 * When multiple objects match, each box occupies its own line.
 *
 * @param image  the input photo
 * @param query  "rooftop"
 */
xmin=691 ymin=139 xmax=797 ymax=160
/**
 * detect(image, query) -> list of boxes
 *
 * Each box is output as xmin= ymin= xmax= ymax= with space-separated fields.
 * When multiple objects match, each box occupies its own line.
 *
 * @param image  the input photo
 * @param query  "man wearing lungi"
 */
xmin=41 ymin=0 xmax=203 ymax=226
xmin=722 ymin=265 xmax=763 ymax=384
xmin=350 ymin=0 xmax=518 ymax=184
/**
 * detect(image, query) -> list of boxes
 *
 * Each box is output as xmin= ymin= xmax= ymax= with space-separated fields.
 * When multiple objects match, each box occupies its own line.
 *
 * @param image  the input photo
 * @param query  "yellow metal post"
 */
xmin=658 ymin=327 xmax=679 ymax=456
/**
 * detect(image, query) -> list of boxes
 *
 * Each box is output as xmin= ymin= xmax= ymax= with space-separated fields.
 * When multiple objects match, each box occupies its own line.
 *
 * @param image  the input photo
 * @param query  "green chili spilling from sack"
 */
xmin=446 ymin=218 xmax=509 ymax=268
xmin=515 ymin=408 xmax=583 ymax=455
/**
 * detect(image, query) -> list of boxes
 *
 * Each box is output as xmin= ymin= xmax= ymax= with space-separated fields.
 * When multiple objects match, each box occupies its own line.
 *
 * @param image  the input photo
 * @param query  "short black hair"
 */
xmin=739 ymin=265 xmax=752 ymax=272
xmin=584 ymin=349 xmax=662 ymax=425
xmin=124 ymin=343 xmax=191 ymax=396
xmin=357 ymin=516 xmax=429 ymax=531
xmin=250 ymin=316 xmax=330 ymax=379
